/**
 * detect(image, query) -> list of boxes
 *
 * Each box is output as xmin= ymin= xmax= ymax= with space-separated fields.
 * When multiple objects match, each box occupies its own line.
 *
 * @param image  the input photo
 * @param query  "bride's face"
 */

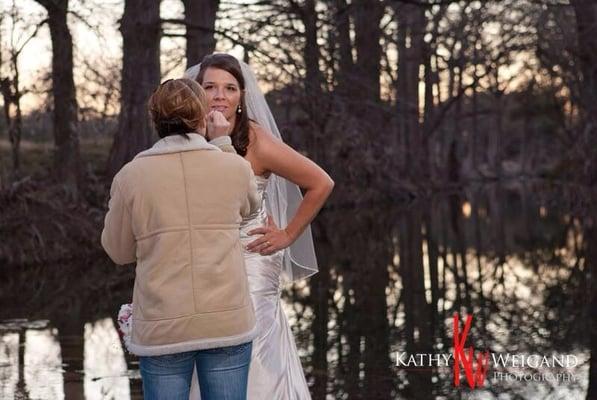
xmin=201 ymin=67 xmax=241 ymax=121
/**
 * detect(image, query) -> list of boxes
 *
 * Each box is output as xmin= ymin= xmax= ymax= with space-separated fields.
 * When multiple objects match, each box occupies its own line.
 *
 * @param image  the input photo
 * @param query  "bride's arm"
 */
xmin=246 ymin=126 xmax=334 ymax=255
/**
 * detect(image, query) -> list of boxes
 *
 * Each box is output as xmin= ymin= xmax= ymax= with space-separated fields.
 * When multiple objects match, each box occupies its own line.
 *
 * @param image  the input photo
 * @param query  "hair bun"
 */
xmin=158 ymin=117 xmax=188 ymax=137
xmin=148 ymin=78 xmax=208 ymax=139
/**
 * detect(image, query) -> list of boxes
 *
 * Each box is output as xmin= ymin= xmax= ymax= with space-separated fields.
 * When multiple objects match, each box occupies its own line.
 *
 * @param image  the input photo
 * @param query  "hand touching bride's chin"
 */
xmin=206 ymin=110 xmax=232 ymax=140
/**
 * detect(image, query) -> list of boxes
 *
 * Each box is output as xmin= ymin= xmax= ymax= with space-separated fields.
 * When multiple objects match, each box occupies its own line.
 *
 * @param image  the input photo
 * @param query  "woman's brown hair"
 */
xmin=196 ymin=54 xmax=250 ymax=155
xmin=148 ymin=78 xmax=208 ymax=139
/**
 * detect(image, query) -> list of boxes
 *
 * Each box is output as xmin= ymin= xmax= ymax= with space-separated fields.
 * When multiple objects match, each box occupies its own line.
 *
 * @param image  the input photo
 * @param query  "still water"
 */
xmin=1 ymin=182 xmax=595 ymax=399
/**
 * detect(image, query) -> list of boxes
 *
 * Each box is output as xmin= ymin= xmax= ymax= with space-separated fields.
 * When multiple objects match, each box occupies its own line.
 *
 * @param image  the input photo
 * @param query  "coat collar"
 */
xmin=135 ymin=133 xmax=221 ymax=159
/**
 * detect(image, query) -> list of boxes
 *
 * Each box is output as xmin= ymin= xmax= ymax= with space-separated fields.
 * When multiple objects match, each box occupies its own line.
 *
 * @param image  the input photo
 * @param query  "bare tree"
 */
xmin=107 ymin=0 xmax=161 ymax=177
xmin=0 ymin=2 xmax=46 ymax=174
xmin=34 ymin=0 xmax=80 ymax=194
xmin=182 ymin=0 xmax=219 ymax=68
xmin=77 ymin=53 xmax=121 ymax=127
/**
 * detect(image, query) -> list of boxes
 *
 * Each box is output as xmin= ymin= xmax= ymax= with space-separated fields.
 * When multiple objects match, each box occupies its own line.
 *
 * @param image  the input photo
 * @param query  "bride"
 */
xmin=185 ymin=53 xmax=334 ymax=400
xmin=186 ymin=53 xmax=334 ymax=400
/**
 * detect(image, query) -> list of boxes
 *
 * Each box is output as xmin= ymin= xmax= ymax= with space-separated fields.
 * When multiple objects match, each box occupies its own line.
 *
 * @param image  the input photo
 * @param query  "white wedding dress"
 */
xmin=189 ymin=174 xmax=312 ymax=400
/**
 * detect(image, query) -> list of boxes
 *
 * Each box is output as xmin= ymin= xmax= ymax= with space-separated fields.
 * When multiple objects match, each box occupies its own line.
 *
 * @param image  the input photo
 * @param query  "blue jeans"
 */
xmin=139 ymin=342 xmax=252 ymax=400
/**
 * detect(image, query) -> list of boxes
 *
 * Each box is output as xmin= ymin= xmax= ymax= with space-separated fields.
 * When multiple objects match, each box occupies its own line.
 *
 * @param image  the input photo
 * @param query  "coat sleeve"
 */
xmin=209 ymin=136 xmax=237 ymax=154
xmin=241 ymin=161 xmax=261 ymax=218
xmin=101 ymin=176 xmax=136 ymax=265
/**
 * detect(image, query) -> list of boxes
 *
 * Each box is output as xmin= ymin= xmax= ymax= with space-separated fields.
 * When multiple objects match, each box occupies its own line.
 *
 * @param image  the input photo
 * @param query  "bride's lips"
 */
xmin=211 ymin=105 xmax=228 ymax=112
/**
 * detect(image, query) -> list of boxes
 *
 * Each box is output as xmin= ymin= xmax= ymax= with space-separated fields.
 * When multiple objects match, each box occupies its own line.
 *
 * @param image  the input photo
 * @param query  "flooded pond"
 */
xmin=1 ymin=182 xmax=595 ymax=399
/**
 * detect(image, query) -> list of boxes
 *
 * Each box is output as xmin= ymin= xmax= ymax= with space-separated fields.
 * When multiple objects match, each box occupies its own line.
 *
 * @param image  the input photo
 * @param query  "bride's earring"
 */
xmin=237 ymin=104 xmax=242 ymax=114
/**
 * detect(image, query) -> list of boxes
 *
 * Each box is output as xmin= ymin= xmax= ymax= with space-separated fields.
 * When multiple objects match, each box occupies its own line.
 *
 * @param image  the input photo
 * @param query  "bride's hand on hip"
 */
xmin=206 ymin=110 xmax=231 ymax=140
xmin=247 ymin=215 xmax=293 ymax=255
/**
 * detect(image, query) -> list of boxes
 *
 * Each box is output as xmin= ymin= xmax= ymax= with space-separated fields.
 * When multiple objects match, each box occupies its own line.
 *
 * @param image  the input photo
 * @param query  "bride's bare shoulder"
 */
xmin=248 ymin=120 xmax=279 ymax=145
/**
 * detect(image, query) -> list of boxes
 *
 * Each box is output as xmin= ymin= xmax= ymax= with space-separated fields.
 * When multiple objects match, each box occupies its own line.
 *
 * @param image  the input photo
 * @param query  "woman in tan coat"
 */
xmin=101 ymin=78 xmax=260 ymax=400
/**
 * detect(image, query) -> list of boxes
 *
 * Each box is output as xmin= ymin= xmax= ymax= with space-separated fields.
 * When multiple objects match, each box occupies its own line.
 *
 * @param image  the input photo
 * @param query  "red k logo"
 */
xmin=453 ymin=313 xmax=490 ymax=388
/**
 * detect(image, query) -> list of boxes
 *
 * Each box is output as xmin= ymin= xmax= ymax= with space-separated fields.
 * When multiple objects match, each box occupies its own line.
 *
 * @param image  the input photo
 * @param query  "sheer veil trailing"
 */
xmin=183 ymin=58 xmax=318 ymax=283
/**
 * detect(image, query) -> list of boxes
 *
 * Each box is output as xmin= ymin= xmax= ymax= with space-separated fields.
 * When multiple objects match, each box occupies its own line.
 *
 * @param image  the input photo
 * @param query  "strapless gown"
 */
xmin=190 ymin=175 xmax=312 ymax=399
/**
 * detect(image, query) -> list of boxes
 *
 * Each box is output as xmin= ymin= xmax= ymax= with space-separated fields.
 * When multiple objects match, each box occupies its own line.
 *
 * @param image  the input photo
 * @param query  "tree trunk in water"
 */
xmin=359 ymin=212 xmax=392 ymax=400
xmin=448 ymin=66 xmax=462 ymax=181
xmin=586 ymin=185 xmax=597 ymax=399
xmin=108 ymin=0 xmax=161 ymax=178
xmin=353 ymin=0 xmax=382 ymax=103
xmin=351 ymin=0 xmax=384 ymax=188
xmin=489 ymin=185 xmax=506 ymax=267
xmin=423 ymin=43 xmax=435 ymax=179
xmin=333 ymin=0 xmax=353 ymax=97
xmin=424 ymin=203 xmax=440 ymax=327
xmin=36 ymin=0 xmax=80 ymax=193
xmin=571 ymin=0 xmax=597 ymax=183
xmin=182 ymin=0 xmax=219 ymax=68
xmin=571 ymin=0 xmax=597 ymax=112
xmin=58 ymin=325 xmax=85 ymax=400
xmin=472 ymin=188 xmax=488 ymax=341
xmin=472 ymin=48 xmax=480 ymax=172
xmin=489 ymin=67 xmax=503 ymax=177
xmin=407 ymin=7 xmax=426 ymax=178
xmin=340 ymin=210 xmax=392 ymax=399
xmin=521 ymin=80 xmax=535 ymax=174
xmin=16 ymin=330 xmax=28 ymax=398
xmin=302 ymin=0 xmax=323 ymax=100
xmin=343 ymin=280 xmax=362 ymax=400
xmin=395 ymin=4 xmax=426 ymax=177
xmin=587 ymin=220 xmax=597 ymax=400
xmin=309 ymin=219 xmax=331 ymax=399
xmin=396 ymin=12 xmax=408 ymax=172
xmin=399 ymin=207 xmax=433 ymax=399
xmin=301 ymin=0 xmax=325 ymax=142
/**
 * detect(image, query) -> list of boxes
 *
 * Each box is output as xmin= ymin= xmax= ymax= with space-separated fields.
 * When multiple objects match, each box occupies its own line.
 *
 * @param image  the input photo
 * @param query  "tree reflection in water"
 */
xmin=292 ymin=183 xmax=595 ymax=399
xmin=0 ymin=183 xmax=595 ymax=399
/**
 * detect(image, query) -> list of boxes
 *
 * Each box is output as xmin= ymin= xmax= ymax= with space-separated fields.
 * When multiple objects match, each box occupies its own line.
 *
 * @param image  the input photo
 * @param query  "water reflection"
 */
xmin=0 ymin=319 xmax=137 ymax=400
xmin=25 ymin=328 xmax=64 ymax=399
xmin=0 ymin=183 xmax=595 ymax=399
xmin=296 ymin=182 xmax=594 ymax=399
xmin=84 ymin=318 xmax=130 ymax=400
xmin=0 ymin=333 xmax=18 ymax=399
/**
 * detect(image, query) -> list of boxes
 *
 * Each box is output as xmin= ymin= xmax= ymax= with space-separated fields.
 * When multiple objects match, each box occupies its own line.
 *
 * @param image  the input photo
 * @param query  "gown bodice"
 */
xmin=239 ymin=175 xmax=284 ymax=298
xmin=240 ymin=175 xmax=269 ymax=239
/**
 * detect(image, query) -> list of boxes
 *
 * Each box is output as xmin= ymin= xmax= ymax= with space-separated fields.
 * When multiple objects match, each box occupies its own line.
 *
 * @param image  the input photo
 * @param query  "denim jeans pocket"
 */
xmin=222 ymin=342 xmax=252 ymax=356
xmin=142 ymin=351 xmax=193 ymax=367
xmin=203 ymin=342 xmax=252 ymax=356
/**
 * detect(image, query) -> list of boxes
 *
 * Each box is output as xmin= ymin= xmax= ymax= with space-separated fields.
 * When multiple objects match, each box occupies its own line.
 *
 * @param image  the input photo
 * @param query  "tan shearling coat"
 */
xmin=101 ymin=133 xmax=260 ymax=356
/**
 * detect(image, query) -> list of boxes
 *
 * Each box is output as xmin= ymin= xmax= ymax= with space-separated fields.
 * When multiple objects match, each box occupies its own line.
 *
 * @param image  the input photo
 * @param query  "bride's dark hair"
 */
xmin=196 ymin=54 xmax=250 ymax=156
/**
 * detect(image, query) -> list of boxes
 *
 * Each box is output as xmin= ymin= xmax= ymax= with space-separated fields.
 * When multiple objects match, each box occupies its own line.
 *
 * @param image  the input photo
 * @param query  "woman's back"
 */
xmin=102 ymin=134 xmax=260 ymax=356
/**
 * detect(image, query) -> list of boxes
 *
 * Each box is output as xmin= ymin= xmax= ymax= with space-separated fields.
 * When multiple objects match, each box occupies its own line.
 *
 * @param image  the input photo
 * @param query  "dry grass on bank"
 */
xmin=0 ymin=138 xmax=112 ymax=179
